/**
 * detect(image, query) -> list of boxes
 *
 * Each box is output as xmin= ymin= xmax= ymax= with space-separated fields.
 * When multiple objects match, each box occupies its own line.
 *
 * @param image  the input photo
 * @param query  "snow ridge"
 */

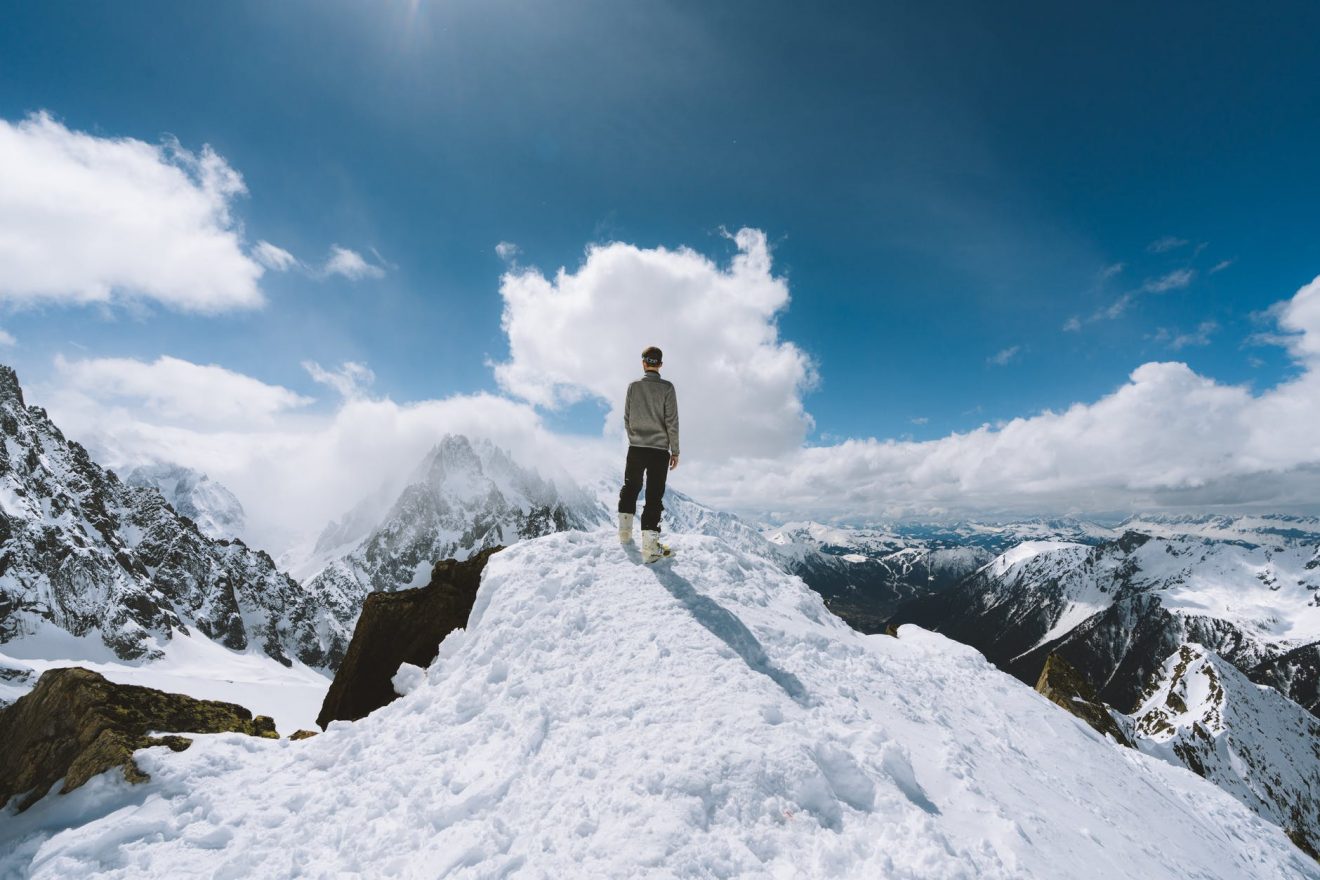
xmin=5 ymin=531 xmax=1314 ymax=878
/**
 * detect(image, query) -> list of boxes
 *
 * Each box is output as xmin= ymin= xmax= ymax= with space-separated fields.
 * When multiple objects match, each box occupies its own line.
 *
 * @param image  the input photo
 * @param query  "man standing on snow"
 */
xmin=618 ymin=346 xmax=679 ymax=563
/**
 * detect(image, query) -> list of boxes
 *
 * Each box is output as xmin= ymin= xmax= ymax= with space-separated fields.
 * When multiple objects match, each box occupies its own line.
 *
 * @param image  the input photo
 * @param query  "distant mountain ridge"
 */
xmin=123 ymin=462 xmax=246 ymax=541
xmin=891 ymin=529 xmax=1320 ymax=716
xmin=298 ymin=435 xmax=605 ymax=645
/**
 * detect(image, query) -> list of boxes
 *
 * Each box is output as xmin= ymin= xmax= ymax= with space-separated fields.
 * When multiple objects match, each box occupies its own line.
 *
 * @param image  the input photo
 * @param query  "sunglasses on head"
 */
xmin=643 ymin=356 xmax=661 ymax=365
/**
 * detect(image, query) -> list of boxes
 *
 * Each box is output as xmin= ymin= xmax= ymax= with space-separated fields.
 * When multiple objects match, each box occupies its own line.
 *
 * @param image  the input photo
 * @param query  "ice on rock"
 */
xmin=3 ymin=530 xmax=1316 ymax=878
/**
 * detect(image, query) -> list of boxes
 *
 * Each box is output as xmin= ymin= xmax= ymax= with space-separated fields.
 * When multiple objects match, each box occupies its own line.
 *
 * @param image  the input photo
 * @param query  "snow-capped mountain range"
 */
xmin=893 ymin=530 xmax=1320 ymax=714
xmin=2 ymin=365 xmax=1317 ymax=867
xmin=0 ymin=366 xmax=337 ymax=677
xmin=4 ymin=530 xmax=1315 ymax=878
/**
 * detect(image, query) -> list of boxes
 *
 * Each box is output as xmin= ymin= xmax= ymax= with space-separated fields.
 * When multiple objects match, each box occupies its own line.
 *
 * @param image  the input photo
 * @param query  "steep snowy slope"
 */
xmin=1129 ymin=643 xmax=1320 ymax=857
xmin=123 ymin=463 xmax=246 ymax=541
xmin=4 ymin=531 xmax=1314 ymax=878
xmin=0 ymin=366 xmax=339 ymax=672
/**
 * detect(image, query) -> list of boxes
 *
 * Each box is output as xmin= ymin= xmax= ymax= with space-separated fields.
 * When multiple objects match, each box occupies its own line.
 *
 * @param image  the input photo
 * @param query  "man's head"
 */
xmin=641 ymin=346 xmax=663 ymax=372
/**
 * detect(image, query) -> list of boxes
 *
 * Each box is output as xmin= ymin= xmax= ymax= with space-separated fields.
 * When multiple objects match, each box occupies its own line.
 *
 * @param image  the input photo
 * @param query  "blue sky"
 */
xmin=3 ymin=1 xmax=1320 ymax=539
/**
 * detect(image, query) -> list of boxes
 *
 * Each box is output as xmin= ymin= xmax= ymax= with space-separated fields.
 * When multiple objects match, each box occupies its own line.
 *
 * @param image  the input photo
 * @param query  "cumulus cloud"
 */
xmin=52 ymin=354 xmax=312 ymax=428
xmin=324 ymin=246 xmax=385 ymax=280
xmin=495 ymin=241 xmax=521 ymax=261
xmin=0 ymin=112 xmax=264 ymax=313
xmin=987 ymin=345 xmax=1021 ymax=366
xmin=686 ymin=274 xmax=1320 ymax=519
xmin=493 ymin=227 xmax=816 ymax=460
xmin=303 ymin=360 xmax=375 ymax=399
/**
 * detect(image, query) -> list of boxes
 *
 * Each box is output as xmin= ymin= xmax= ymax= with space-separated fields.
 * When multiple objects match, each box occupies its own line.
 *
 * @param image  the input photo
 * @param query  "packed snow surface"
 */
xmin=3 ymin=531 xmax=1315 ymax=879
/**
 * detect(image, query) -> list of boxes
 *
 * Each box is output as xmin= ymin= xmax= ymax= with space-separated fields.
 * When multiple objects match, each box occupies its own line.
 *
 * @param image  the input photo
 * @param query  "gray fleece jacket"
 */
xmin=624 ymin=371 xmax=680 ymax=455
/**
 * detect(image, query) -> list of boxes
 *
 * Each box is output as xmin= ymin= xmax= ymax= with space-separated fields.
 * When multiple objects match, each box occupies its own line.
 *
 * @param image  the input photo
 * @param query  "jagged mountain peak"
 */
xmin=0 ymin=364 xmax=335 ymax=671
xmin=123 ymin=462 xmax=246 ymax=541
xmin=0 ymin=364 xmax=24 ymax=406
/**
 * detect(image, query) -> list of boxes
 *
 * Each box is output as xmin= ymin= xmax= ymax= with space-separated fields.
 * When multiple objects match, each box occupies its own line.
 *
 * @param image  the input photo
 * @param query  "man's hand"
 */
xmin=669 ymin=454 xmax=679 ymax=471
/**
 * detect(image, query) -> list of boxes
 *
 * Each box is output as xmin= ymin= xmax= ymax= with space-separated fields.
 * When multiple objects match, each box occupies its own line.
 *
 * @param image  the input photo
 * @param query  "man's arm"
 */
xmin=623 ymin=384 xmax=632 ymax=436
xmin=665 ymin=384 xmax=680 ymax=468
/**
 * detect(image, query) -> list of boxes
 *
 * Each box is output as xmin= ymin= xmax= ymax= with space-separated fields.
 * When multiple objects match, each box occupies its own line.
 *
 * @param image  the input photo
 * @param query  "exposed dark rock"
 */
xmin=0 ymin=667 xmax=277 ymax=812
xmin=1034 ymin=653 xmax=1133 ymax=747
xmin=289 ymin=729 xmax=319 ymax=741
xmin=316 ymin=547 xmax=502 ymax=729
xmin=1250 ymin=641 xmax=1320 ymax=718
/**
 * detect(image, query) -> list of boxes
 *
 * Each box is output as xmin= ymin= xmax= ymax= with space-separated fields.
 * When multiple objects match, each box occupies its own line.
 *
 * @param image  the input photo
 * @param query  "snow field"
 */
xmin=3 ymin=530 xmax=1316 ymax=878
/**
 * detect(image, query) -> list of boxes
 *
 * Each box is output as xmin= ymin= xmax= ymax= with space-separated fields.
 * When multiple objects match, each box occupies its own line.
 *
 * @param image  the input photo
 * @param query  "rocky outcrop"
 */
xmin=0 ymin=667 xmax=277 ymax=812
xmin=316 ymin=547 xmax=502 ymax=729
xmin=1034 ymin=653 xmax=1133 ymax=747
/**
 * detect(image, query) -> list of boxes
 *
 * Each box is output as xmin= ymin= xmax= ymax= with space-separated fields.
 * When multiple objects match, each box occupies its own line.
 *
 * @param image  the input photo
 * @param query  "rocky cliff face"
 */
xmin=0 ymin=365 xmax=342 ymax=669
xmin=0 ymin=666 xmax=277 ymax=812
xmin=316 ymin=547 xmax=501 ymax=729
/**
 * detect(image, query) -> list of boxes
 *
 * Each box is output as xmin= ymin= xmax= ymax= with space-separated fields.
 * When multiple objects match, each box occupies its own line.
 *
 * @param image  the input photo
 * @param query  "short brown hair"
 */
xmin=641 ymin=346 xmax=663 ymax=364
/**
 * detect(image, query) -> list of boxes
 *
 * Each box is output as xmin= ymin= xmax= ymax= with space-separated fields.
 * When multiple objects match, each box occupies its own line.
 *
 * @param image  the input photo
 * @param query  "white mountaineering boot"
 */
xmin=618 ymin=512 xmax=635 ymax=544
xmin=641 ymin=529 xmax=674 ymax=564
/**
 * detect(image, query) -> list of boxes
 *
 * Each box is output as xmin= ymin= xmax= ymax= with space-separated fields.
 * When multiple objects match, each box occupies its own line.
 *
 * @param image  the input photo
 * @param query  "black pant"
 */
xmin=618 ymin=446 xmax=669 ymax=531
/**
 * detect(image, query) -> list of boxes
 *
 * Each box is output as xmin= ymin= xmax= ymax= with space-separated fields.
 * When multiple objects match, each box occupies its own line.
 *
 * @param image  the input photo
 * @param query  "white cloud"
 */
xmin=1211 ymin=259 xmax=1235 ymax=274
xmin=303 ymin=360 xmax=375 ymax=399
xmin=1062 ymin=316 xmax=1081 ymax=332
xmin=0 ymin=112 xmax=264 ymax=313
xmin=987 ymin=345 xmax=1021 ymax=366
xmin=254 ymin=241 xmax=299 ymax=272
xmin=1142 ymin=269 xmax=1195 ymax=293
xmin=39 ymin=367 xmax=593 ymax=554
xmin=1099 ymin=262 xmax=1125 ymax=279
xmin=493 ymin=227 xmax=816 ymax=460
xmin=686 ymin=274 xmax=1320 ymax=519
xmin=324 ymin=246 xmax=385 ymax=280
xmin=0 ymin=329 xmax=14 ymax=346
xmin=1147 ymin=236 xmax=1189 ymax=254
xmin=52 ymin=354 xmax=312 ymax=428
xmin=34 ymin=225 xmax=1320 ymax=554
xmin=910 ymin=416 xmax=929 ymax=426
xmin=496 ymin=241 xmax=520 ymax=261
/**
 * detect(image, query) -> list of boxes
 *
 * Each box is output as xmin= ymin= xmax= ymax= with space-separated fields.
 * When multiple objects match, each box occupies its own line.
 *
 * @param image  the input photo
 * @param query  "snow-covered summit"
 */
xmin=294 ymin=436 xmax=605 ymax=661
xmin=123 ymin=462 xmax=246 ymax=541
xmin=7 ymin=531 xmax=1315 ymax=877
